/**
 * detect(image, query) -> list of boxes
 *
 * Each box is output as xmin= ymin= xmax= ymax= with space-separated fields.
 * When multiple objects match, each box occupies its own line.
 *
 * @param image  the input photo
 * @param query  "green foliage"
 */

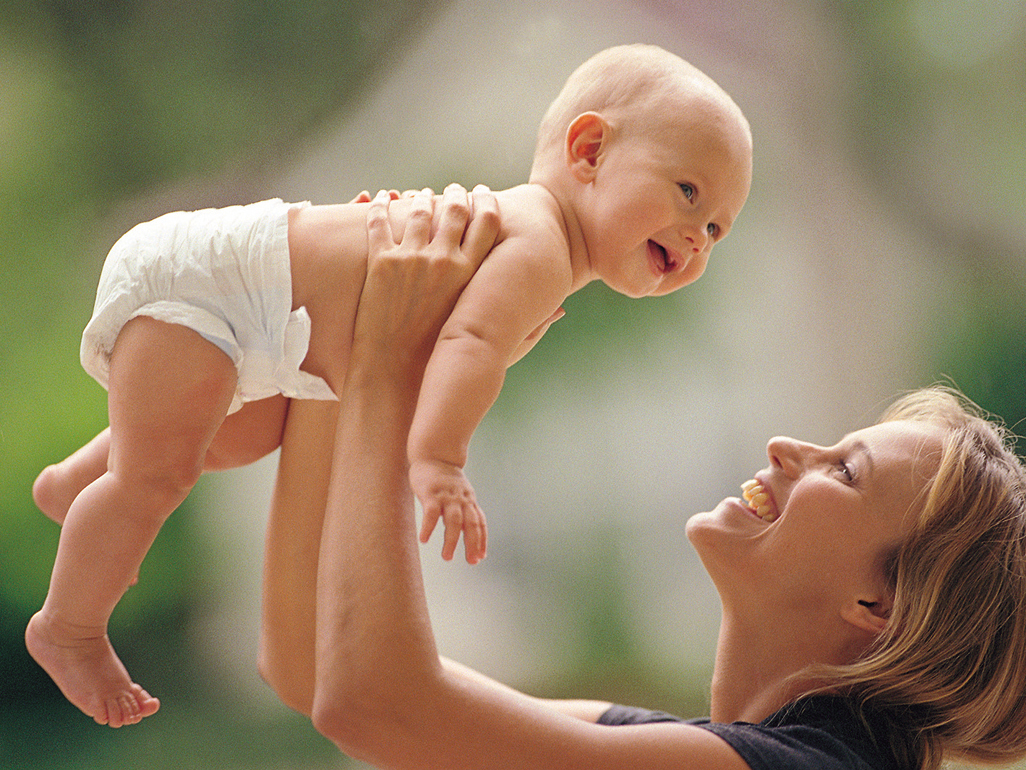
xmin=939 ymin=292 xmax=1026 ymax=452
xmin=0 ymin=0 xmax=449 ymax=762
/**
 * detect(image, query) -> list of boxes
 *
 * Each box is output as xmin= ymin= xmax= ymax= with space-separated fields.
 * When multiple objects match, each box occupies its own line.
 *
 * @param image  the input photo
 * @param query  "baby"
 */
xmin=28 ymin=44 xmax=752 ymax=727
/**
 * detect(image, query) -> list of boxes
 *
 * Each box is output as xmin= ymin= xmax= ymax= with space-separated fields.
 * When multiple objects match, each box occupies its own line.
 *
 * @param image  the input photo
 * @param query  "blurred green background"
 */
xmin=1 ymin=1 xmax=1023 ymax=768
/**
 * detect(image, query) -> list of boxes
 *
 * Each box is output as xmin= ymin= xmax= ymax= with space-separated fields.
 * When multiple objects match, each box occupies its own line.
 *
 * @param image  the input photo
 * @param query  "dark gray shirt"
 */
xmin=598 ymin=695 xmax=907 ymax=769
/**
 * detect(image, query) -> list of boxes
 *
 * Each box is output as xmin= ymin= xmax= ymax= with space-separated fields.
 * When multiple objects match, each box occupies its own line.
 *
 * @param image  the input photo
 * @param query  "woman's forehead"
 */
xmin=849 ymin=421 xmax=946 ymax=491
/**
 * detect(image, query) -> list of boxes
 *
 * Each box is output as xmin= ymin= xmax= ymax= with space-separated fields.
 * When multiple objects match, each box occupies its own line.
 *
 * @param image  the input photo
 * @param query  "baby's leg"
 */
xmin=26 ymin=316 xmax=237 ymax=727
xmin=203 ymin=394 xmax=289 ymax=470
xmin=33 ymin=395 xmax=289 ymax=524
xmin=33 ymin=429 xmax=111 ymax=525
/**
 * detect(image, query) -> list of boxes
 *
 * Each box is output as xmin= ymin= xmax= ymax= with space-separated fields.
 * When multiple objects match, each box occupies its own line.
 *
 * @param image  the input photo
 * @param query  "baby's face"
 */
xmin=579 ymin=96 xmax=752 ymax=299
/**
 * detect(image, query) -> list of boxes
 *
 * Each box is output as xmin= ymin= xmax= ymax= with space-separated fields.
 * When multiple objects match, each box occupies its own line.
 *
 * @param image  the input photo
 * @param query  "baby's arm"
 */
xmin=409 ymin=231 xmax=570 ymax=564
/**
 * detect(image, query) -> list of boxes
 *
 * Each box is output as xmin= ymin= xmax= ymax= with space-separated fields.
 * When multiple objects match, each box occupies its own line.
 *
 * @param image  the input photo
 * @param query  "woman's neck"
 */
xmin=709 ymin=608 xmax=839 ymax=724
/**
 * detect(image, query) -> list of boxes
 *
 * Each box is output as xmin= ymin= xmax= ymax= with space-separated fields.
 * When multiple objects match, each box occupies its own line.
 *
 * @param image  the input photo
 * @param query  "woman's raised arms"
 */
xmin=262 ymin=184 xmax=749 ymax=770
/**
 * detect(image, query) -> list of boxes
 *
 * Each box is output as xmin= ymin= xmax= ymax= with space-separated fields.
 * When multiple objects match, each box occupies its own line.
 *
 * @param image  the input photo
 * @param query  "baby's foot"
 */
xmin=25 ymin=611 xmax=160 ymax=727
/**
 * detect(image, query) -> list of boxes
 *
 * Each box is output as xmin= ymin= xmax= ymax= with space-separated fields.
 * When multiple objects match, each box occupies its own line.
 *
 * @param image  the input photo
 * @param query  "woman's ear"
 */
xmin=565 ymin=112 xmax=610 ymax=182
xmin=841 ymin=597 xmax=892 ymax=636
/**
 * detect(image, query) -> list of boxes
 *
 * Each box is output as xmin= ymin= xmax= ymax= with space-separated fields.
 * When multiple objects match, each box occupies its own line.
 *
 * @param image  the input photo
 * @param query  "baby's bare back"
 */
xmin=287 ymin=195 xmax=507 ymax=395
xmin=286 ymin=202 xmax=370 ymax=395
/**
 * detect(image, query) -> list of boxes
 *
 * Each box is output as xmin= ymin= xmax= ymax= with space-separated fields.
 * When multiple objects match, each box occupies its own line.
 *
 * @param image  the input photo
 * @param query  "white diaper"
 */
xmin=81 ymin=198 xmax=338 ymax=414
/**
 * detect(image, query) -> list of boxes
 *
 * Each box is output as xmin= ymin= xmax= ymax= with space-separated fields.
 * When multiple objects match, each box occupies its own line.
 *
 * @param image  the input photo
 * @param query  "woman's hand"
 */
xmin=351 ymin=184 xmax=500 ymax=383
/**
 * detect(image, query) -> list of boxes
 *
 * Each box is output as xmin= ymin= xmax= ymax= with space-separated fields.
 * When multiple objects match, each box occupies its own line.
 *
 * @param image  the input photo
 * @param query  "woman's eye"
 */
xmin=680 ymin=183 xmax=695 ymax=200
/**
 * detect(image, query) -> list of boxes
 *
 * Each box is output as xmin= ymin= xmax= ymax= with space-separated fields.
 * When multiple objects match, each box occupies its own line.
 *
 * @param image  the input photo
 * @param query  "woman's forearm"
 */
xmin=440 ymin=658 xmax=613 ymax=723
xmin=258 ymin=399 xmax=338 ymax=715
xmin=310 ymin=365 xmax=443 ymax=754
xmin=308 ymin=187 xmax=495 ymax=761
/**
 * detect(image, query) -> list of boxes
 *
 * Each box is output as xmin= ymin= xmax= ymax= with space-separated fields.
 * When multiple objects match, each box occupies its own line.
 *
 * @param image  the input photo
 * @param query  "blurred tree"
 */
xmin=834 ymin=0 xmax=1026 ymax=434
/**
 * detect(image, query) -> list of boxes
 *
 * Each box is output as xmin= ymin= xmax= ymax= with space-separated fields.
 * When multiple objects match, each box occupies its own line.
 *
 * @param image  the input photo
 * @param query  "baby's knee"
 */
xmin=32 ymin=465 xmax=65 ymax=523
xmin=112 ymin=456 xmax=203 ymax=514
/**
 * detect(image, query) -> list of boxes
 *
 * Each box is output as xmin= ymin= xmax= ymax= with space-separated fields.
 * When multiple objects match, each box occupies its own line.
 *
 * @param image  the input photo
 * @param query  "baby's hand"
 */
xmin=409 ymin=459 xmax=487 ymax=564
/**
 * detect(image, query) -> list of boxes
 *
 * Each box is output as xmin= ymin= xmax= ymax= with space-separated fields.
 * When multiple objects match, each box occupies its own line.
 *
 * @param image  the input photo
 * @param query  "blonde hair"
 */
xmin=820 ymin=387 xmax=1026 ymax=769
xmin=532 ymin=44 xmax=749 ymax=161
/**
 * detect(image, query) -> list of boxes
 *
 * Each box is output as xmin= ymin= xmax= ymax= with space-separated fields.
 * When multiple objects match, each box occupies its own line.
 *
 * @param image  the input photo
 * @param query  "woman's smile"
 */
xmin=741 ymin=479 xmax=777 ymax=522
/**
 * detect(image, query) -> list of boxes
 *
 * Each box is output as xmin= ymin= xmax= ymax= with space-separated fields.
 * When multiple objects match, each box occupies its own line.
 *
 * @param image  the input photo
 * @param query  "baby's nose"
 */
xmin=681 ymin=222 xmax=708 ymax=254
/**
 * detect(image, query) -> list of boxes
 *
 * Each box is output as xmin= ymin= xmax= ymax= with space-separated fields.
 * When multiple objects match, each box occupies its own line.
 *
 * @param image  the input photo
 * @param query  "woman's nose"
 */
xmin=767 ymin=435 xmax=809 ymax=478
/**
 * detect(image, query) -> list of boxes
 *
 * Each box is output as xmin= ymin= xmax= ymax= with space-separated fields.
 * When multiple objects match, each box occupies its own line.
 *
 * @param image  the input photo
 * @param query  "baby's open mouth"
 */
xmin=649 ymin=241 xmax=677 ymax=273
xmin=741 ymin=480 xmax=777 ymax=522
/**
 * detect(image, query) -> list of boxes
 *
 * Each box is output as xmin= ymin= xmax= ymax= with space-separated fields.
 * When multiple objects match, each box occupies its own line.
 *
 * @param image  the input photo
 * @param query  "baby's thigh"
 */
xmin=205 ymin=394 xmax=289 ymax=471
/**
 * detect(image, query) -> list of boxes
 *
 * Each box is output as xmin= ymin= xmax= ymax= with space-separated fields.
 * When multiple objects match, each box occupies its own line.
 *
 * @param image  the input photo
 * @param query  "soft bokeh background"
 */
xmin=2 ymin=1 xmax=1024 ymax=768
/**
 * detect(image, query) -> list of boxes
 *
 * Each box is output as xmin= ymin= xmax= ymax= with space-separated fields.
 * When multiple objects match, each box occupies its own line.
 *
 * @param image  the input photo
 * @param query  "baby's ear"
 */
xmin=565 ymin=112 xmax=610 ymax=182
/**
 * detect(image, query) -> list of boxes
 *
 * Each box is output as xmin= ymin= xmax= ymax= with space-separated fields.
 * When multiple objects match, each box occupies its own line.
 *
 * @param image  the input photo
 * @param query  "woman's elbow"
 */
xmin=257 ymin=641 xmax=314 ymax=717
xmin=311 ymin=695 xmax=349 ymax=748
xmin=310 ymin=675 xmax=431 ymax=763
xmin=310 ymin=688 xmax=382 ymax=757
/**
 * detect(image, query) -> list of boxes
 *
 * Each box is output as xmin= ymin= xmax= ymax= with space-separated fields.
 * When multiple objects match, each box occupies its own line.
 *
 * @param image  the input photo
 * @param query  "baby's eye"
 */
xmin=838 ymin=461 xmax=854 ymax=482
xmin=679 ymin=183 xmax=695 ymax=200
xmin=706 ymin=223 xmax=720 ymax=239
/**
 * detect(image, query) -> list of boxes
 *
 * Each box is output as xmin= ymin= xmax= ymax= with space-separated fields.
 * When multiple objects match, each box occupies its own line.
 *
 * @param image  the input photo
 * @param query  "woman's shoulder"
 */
xmin=710 ymin=696 xmax=907 ymax=770
xmin=599 ymin=696 xmax=909 ymax=770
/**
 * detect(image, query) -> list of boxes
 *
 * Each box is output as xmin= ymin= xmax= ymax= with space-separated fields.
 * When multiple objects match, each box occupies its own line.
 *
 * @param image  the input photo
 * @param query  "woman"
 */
xmin=258 ymin=185 xmax=1026 ymax=769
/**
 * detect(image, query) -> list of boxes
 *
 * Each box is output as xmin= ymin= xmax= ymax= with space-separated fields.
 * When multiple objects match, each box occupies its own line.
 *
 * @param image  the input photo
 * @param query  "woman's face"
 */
xmin=686 ymin=420 xmax=945 ymax=617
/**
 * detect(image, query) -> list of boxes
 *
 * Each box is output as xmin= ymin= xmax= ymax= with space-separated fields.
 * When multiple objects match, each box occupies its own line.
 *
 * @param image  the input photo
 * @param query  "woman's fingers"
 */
xmin=434 ymin=183 xmax=472 ymax=255
xmin=359 ymin=183 xmax=501 ymax=350
xmin=402 ymin=188 xmax=435 ymax=250
xmin=366 ymin=190 xmax=396 ymax=255
xmin=464 ymin=185 xmax=500 ymax=269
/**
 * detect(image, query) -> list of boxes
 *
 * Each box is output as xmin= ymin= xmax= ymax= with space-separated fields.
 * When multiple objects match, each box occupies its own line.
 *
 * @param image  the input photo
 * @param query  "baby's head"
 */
xmin=531 ymin=44 xmax=753 ymax=298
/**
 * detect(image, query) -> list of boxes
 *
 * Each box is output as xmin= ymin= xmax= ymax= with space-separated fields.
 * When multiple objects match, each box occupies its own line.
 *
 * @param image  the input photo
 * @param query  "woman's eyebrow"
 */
xmin=851 ymin=438 xmax=874 ymax=478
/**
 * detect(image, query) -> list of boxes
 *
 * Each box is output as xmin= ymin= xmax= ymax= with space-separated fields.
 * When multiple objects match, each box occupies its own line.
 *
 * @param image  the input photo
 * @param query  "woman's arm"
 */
xmin=440 ymin=657 xmax=613 ymax=723
xmin=258 ymin=398 xmax=336 ymax=715
xmin=300 ymin=186 xmax=748 ymax=769
xmin=257 ymin=190 xmax=380 ymax=714
xmin=259 ymin=184 xmax=499 ymax=714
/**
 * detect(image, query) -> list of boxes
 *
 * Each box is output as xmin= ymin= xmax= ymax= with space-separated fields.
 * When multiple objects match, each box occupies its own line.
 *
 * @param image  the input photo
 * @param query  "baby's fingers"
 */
xmin=440 ymin=503 xmax=464 ymax=562
xmin=462 ymin=507 xmax=487 ymax=565
xmin=439 ymin=501 xmax=486 ymax=565
xmin=419 ymin=501 xmax=442 ymax=545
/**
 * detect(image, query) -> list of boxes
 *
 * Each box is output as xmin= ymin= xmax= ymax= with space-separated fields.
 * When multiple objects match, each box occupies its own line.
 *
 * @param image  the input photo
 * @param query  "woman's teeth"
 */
xmin=741 ymin=480 xmax=777 ymax=522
